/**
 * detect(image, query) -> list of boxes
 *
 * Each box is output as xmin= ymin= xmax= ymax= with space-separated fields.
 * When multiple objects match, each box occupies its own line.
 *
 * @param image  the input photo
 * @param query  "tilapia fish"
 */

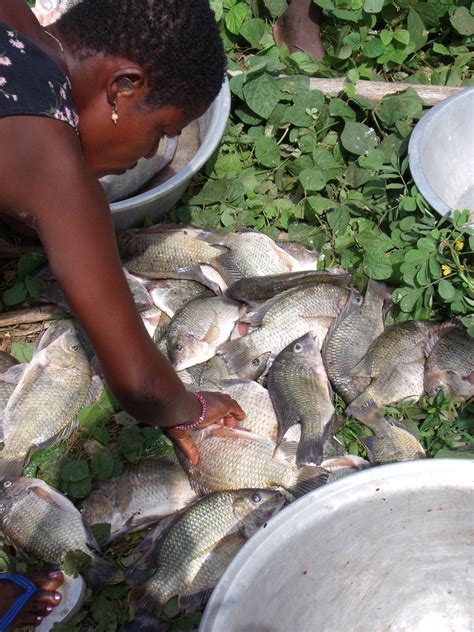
xmin=148 ymin=279 xmax=212 ymax=318
xmin=359 ymin=412 xmax=426 ymax=464
xmin=424 ymin=326 xmax=474 ymax=399
xmin=208 ymin=229 xmax=305 ymax=284
xmin=0 ymin=477 xmax=115 ymax=586
xmin=167 ymin=296 xmax=241 ymax=371
xmin=275 ymin=240 xmax=319 ymax=270
xmin=0 ymin=331 xmax=92 ymax=480
xmin=117 ymin=226 xmax=226 ymax=291
xmin=323 ymin=280 xmax=386 ymax=403
xmin=346 ymin=320 xmax=451 ymax=421
xmin=0 ymin=351 xmax=18 ymax=413
xmin=125 ymin=489 xmax=285 ymax=627
xmin=80 ymin=456 xmax=197 ymax=543
xmin=178 ymin=426 xmax=328 ymax=497
xmin=210 ymin=379 xmax=279 ymax=440
xmin=226 ymin=269 xmax=351 ymax=302
xmin=218 ymin=284 xmax=349 ymax=379
xmin=322 ymin=455 xmax=371 ymax=482
xmin=268 ymin=333 xmax=336 ymax=465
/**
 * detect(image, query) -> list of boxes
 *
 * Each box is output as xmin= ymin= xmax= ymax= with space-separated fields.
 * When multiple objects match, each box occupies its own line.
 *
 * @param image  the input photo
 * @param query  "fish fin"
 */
xmin=239 ymin=295 xmax=282 ymax=326
xmin=0 ymin=364 xmax=28 ymax=385
xmin=385 ymin=415 xmax=420 ymax=439
xmin=84 ymin=375 xmax=105 ymax=407
xmin=347 ymin=354 xmax=373 ymax=378
xmin=177 ymin=265 xmax=221 ymax=295
xmin=125 ymin=514 xmax=185 ymax=586
xmin=178 ymin=588 xmax=215 ymax=614
xmin=361 ymin=436 xmax=378 ymax=465
xmin=83 ymin=556 xmax=119 ymax=588
xmin=128 ymin=585 xmax=166 ymax=620
xmin=275 ymin=440 xmax=298 ymax=462
xmin=33 ymin=415 xmax=80 ymax=453
xmin=153 ymin=313 xmax=172 ymax=344
xmin=121 ymin=613 xmax=169 ymax=632
xmin=0 ymin=452 xmax=25 ymax=481
xmin=296 ymin=433 xmax=325 ymax=467
xmin=202 ymin=311 xmax=222 ymax=345
xmin=290 ymin=466 xmax=329 ymax=498
xmin=210 ymin=252 xmax=244 ymax=286
xmin=346 ymin=398 xmax=382 ymax=425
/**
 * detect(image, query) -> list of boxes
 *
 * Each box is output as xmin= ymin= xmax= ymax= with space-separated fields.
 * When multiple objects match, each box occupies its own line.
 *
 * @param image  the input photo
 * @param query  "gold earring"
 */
xmin=111 ymin=102 xmax=119 ymax=125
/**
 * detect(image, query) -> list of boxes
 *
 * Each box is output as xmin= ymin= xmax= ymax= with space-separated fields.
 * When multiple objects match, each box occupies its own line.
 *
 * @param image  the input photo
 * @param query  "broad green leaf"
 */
xmin=190 ymin=178 xmax=229 ymax=205
xmin=17 ymin=253 xmax=47 ymax=281
xmin=340 ymin=122 xmax=378 ymax=156
xmin=327 ymin=207 xmax=350 ymax=233
xmin=225 ymin=2 xmax=249 ymax=35
xmin=243 ymin=74 xmax=282 ymax=118
xmin=399 ymin=288 xmax=423 ymax=312
xmin=450 ymin=7 xmax=474 ymax=36
xmin=25 ymin=275 xmax=42 ymax=299
xmin=255 ymin=136 xmax=281 ymax=168
xmin=10 ymin=342 xmax=35 ymax=364
xmin=363 ymin=0 xmax=383 ymax=13
xmin=438 ymin=278 xmax=456 ymax=301
xmin=63 ymin=550 xmax=92 ymax=578
xmin=61 ymin=460 xmax=89 ymax=483
xmin=377 ymin=89 xmax=423 ymax=128
xmin=91 ymin=524 xmax=112 ymax=549
xmin=363 ymin=37 xmax=385 ymax=58
xmin=67 ymin=477 xmax=92 ymax=499
xmin=91 ymin=447 xmax=115 ymax=481
xmin=263 ymin=0 xmax=288 ymax=18
xmin=299 ymin=168 xmax=327 ymax=191
xmin=363 ymin=250 xmax=393 ymax=280
xmin=407 ymin=9 xmax=428 ymax=51
xmin=3 ymin=282 xmax=27 ymax=307
xmin=241 ymin=18 xmax=266 ymax=47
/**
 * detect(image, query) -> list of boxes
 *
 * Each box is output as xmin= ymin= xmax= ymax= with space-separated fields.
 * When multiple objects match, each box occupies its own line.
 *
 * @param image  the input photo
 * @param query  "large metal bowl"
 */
xmin=200 ymin=459 xmax=474 ymax=632
xmin=409 ymin=87 xmax=474 ymax=220
xmin=109 ymin=80 xmax=231 ymax=230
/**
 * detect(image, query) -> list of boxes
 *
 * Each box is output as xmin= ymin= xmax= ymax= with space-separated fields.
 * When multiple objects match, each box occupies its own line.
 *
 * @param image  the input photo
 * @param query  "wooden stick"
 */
xmin=227 ymin=70 xmax=462 ymax=106
xmin=0 ymin=305 xmax=65 ymax=328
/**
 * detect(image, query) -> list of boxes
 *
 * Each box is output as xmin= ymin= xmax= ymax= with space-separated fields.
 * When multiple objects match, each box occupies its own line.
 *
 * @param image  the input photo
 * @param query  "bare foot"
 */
xmin=274 ymin=0 xmax=325 ymax=60
xmin=0 ymin=571 xmax=63 ymax=630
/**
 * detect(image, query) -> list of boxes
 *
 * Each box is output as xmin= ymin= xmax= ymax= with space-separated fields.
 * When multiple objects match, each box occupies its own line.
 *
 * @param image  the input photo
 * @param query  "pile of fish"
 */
xmin=0 ymin=224 xmax=472 ymax=629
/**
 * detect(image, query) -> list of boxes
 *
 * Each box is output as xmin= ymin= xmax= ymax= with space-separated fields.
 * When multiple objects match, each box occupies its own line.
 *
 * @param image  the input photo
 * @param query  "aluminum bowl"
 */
xmin=109 ymin=80 xmax=231 ymax=230
xmin=200 ymin=459 xmax=474 ymax=632
xmin=409 ymin=87 xmax=474 ymax=220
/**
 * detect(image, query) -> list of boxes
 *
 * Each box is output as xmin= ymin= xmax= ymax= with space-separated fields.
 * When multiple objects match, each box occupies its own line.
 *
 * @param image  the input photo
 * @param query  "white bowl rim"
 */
xmin=408 ymin=86 xmax=474 ymax=217
xmin=199 ymin=458 xmax=474 ymax=631
xmin=110 ymin=79 xmax=231 ymax=212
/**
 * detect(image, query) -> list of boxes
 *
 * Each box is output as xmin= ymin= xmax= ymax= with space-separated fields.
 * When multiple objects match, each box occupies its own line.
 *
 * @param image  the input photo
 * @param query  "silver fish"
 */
xmin=80 ymin=456 xmax=197 ymax=543
xmin=148 ymin=279 xmax=212 ymax=318
xmin=424 ymin=326 xmax=474 ymax=399
xmin=0 ymin=477 xmax=115 ymax=586
xmin=268 ymin=333 xmax=336 ymax=465
xmin=323 ymin=280 xmax=386 ymax=403
xmin=167 ymin=296 xmax=241 ymax=371
xmin=0 ymin=351 xmax=18 ymax=413
xmin=218 ymin=284 xmax=349 ymax=379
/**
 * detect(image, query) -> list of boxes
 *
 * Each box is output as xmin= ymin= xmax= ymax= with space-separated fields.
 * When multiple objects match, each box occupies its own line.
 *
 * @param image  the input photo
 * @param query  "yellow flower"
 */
xmin=454 ymin=240 xmax=464 ymax=250
xmin=441 ymin=264 xmax=452 ymax=277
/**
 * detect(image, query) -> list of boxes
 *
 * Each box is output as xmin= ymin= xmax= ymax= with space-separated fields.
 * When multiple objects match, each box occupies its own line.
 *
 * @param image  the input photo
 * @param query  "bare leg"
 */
xmin=0 ymin=572 xmax=63 ymax=630
xmin=274 ymin=0 xmax=325 ymax=60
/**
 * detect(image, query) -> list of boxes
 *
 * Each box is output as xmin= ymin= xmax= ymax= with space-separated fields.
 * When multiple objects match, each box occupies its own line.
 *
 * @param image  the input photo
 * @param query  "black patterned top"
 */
xmin=0 ymin=20 xmax=78 ymax=131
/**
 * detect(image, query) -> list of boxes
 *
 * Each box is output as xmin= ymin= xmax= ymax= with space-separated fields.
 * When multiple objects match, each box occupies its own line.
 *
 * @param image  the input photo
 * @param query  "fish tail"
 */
xmin=0 ymin=451 xmax=25 ymax=482
xmin=83 ymin=555 xmax=118 ymax=588
xmin=129 ymin=585 xmax=165 ymax=620
xmin=296 ymin=430 xmax=325 ymax=466
xmin=290 ymin=465 xmax=329 ymax=498
xmin=120 ymin=613 xmax=169 ymax=632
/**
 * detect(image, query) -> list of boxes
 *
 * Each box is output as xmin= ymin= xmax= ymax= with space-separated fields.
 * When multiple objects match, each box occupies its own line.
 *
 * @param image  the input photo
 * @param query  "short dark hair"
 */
xmin=57 ymin=0 xmax=226 ymax=113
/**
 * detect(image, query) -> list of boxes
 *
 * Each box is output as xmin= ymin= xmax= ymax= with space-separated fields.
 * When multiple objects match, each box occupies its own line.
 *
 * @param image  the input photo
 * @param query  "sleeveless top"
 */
xmin=0 ymin=20 xmax=78 ymax=131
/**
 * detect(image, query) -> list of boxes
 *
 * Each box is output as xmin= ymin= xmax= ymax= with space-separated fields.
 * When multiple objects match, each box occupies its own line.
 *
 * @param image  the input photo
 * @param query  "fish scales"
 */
xmin=268 ymin=334 xmax=336 ymax=465
xmin=127 ymin=490 xmax=284 ymax=623
xmin=424 ymin=326 xmax=474 ymax=398
xmin=0 ymin=331 xmax=92 ymax=480
xmin=81 ymin=456 xmax=197 ymax=542
xmin=323 ymin=280 xmax=386 ymax=403
xmin=0 ymin=351 xmax=18 ymax=412
xmin=218 ymin=284 xmax=349 ymax=379
xmin=179 ymin=426 xmax=328 ymax=497
xmin=0 ymin=478 xmax=115 ymax=586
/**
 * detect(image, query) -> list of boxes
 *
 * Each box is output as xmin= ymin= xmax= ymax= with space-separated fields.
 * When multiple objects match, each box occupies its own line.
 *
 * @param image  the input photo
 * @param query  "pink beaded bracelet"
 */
xmin=172 ymin=393 xmax=208 ymax=431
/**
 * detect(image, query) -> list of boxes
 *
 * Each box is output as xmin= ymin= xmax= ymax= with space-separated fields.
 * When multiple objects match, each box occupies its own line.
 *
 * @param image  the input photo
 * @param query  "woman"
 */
xmin=0 ymin=0 xmax=244 ymax=627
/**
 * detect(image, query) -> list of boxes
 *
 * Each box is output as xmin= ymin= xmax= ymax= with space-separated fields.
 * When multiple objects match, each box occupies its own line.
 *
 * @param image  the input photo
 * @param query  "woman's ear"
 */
xmin=106 ymin=66 xmax=147 ymax=106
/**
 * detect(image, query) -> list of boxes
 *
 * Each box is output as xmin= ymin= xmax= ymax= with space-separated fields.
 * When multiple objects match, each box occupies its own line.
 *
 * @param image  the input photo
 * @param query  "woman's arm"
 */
xmin=0 ymin=116 xmax=244 ymax=458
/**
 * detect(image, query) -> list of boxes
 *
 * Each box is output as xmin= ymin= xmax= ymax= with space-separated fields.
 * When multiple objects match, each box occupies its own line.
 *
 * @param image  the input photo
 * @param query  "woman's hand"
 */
xmin=167 ymin=391 xmax=246 ymax=465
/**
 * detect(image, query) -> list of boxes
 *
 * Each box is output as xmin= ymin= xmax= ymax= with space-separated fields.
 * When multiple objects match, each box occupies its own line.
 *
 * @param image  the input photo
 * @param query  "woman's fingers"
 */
xmin=168 ymin=429 xmax=199 ymax=466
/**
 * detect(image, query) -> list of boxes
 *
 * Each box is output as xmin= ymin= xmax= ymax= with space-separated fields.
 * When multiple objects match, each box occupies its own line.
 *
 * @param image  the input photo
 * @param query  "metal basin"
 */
xmin=409 ymin=87 xmax=474 ymax=220
xmin=200 ymin=459 xmax=474 ymax=632
xmin=109 ymin=80 xmax=231 ymax=230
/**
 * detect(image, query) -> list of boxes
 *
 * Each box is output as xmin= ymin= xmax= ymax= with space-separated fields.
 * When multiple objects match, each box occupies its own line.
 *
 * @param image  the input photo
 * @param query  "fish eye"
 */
xmin=175 ymin=344 xmax=184 ymax=352
xmin=251 ymin=493 xmax=262 ymax=503
xmin=3 ymin=481 xmax=12 ymax=488
xmin=356 ymin=294 xmax=363 ymax=304
xmin=71 ymin=344 xmax=79 ymax=351
xmin=79 ymin=506 xmax=85 ymax=514
xmin=294 ymin=343 xmax=303 ymax=353
xmin=251 ymin=358 xmax=261 ymax=367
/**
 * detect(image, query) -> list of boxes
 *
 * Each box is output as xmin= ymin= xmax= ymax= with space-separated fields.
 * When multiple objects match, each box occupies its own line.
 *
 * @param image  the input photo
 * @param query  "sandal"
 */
xmin=0 ymin=572 xmax=39 ymax=632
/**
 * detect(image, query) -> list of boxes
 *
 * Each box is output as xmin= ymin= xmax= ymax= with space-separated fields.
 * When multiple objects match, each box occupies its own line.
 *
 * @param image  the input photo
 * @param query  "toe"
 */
xmin=34 ymin=589 xmax=63 ymax=607
xmin=14 ymin=612 xmax=45 ymax=628
xmin=25 ymin=601 xmax=54 ymax=616
xmin=26 ymin=571 xmax=64 ymax=592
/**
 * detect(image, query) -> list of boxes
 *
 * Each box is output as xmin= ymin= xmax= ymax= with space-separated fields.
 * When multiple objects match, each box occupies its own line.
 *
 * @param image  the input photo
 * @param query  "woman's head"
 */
xmin=55 ymin=0 xmax=226 ymax=175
